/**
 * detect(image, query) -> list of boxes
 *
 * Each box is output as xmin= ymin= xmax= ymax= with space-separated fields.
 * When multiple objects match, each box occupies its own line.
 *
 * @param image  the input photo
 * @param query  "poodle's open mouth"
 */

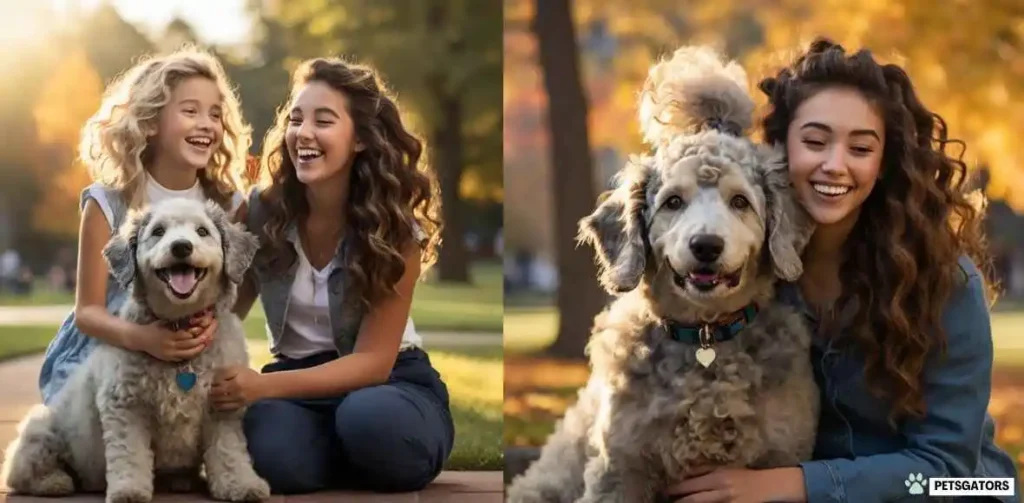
xmin=670 ymin=263 xmax=741 ymax=293
xmin=155 ymin=263 xmax=208 ymax=299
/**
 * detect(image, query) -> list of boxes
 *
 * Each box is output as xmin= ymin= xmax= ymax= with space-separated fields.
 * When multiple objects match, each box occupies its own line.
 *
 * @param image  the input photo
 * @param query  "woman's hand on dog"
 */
xmin=210 ymin=366 xmax=263 ymax=411
xmin=664 ymin=467 xmax=807 ymax=502
xmin=128 ymin=317 xmax=217 ymax=362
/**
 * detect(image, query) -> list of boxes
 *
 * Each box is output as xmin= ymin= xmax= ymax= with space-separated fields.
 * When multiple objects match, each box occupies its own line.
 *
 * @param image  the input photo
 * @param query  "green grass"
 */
xmin=0 ymin=262 xmax=503 ymax=333
xmin=992 ymin=311 xmax=1024 ymax=367
xmin=0 ymin=289 xmax=76 ymax=306
xmin=0 ymin=324 xmax=504 ymax=471
xmin=503 ymin=306 xmax=559 ymax=355
xmin=411 ymin=262 xmax=503 ymax=332
xmin=0 ymin=325 xmax=63 ymax=361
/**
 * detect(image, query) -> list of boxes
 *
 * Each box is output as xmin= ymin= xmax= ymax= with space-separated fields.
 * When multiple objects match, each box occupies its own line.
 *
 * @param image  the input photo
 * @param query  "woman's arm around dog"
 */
xmin=211 ymin=243 xmax=419 ymax=409
xmin=75 ymin=198 xmax=215 ymax=362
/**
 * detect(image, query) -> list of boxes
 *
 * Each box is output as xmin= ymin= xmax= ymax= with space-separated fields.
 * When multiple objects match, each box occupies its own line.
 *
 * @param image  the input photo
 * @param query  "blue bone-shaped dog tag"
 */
xmin=176 ymin=371 xmax=197 ymax=392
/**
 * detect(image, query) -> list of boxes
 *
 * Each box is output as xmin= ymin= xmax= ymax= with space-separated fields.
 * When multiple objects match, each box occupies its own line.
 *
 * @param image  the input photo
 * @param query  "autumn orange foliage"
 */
xmin=30 ymin=49 xmax=102 ymax=238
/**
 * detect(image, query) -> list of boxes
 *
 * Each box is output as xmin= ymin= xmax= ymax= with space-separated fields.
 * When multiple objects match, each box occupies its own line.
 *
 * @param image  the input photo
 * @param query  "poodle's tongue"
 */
xmin=168 ymin=271 xmax=197 ymax=294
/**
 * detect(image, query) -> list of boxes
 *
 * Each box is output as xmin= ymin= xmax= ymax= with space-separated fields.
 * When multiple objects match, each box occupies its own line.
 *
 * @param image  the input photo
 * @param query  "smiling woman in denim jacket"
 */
xmin=666 ymin=38 xmax=1019 ymax=503
xmin=208 ymin=57 xmax=453 ymax=495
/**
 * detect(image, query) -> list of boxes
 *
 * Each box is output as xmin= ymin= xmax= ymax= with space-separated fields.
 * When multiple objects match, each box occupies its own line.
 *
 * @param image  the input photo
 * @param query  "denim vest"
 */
xmin=38 ymin=184 xmax=131 ymax=404
xmin=778 ymin=255 xmax=1019 ymax=502
xmin=244 ymin=188 xmax=365 ymax=358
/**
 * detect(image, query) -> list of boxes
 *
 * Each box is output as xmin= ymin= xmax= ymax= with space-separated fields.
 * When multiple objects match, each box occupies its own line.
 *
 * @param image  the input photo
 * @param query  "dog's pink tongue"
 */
xmin=690 ymin=272 xmax=718 ymax=282
xmin=168 ymin=271 xmax=197 ymax=294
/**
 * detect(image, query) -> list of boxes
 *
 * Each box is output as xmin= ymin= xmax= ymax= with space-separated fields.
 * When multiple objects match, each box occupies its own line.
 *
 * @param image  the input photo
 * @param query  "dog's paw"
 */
xmin=209 ymin=475 xmax=271 ymax=502
xmin=17 ymin=469 xmax=75 ymax=496
xmin=106 ymin=484 xmax=153 ymax=503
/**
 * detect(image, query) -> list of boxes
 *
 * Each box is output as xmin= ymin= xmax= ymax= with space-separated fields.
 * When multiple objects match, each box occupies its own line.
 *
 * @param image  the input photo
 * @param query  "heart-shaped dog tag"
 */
xmin=176 ymin=371 xmax=197 ymax=392
xmin=695 ymin=347 xmax=716 ymax=368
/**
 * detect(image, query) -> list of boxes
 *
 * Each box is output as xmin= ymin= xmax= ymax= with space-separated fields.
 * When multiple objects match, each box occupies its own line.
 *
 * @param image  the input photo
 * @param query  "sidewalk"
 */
xmin=0 ymin=354 xmax=503 ymax=502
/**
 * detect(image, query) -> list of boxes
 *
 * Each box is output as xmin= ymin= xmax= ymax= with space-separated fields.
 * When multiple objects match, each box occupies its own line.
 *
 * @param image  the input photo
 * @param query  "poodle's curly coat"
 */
xmin=1 ymin=199 xmax=270 ymax=503
xmin=506 ymin=46 xmax=821 ymax=502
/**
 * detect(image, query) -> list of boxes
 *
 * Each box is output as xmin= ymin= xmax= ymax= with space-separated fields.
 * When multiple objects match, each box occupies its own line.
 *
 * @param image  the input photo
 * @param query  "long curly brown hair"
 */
xmin=256 ymin=57 xmax=442 ymax=308
xmin=758 ymin=38 xmax=997 ymax=424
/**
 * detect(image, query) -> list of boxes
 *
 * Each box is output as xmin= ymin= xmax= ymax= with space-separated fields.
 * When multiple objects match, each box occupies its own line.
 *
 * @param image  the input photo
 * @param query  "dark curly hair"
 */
xmin=256 ymin=57 xmax=442 ymax=308
xmin=757 ymin=37 xmax=997 ymax=424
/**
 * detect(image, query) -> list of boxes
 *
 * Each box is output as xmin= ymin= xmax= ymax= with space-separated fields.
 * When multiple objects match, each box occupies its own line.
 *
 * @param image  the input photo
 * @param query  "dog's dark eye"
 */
xmin=151 ymin=226 xmax=165 ymax=237
xmin=664 ymin=196 xmax=684 ymax=211
xmin=730 ymin=195 xmax=750 ymax=210
xmin=196 ymin=226 xmax=209 ymax=237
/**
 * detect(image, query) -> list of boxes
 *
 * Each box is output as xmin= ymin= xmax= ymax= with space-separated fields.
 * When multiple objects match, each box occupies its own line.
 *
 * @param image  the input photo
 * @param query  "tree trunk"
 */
xmin=534 ymin=0 xmax=607 ymax=359
xmin=432 ymin=93 xmax=471 ymax=283
xmin=427 ymin=0 xmax=471 ymax=283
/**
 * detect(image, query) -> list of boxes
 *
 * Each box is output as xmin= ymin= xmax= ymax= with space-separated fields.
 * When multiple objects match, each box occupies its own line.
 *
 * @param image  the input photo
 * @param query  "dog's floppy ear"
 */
xmin=206 ymin=201 xmax=260 ymax=284
xmin=577 ymin=157 xmax=652 ymax=293
xmin=761 ymin=151 xmax=815 ymax=281
xmin=103 ymin=209 xmax=149 ymax=289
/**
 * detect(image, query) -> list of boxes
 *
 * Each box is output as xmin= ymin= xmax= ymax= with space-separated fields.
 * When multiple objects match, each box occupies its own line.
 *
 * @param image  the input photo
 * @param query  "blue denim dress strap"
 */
xmin=244 ymin=187 xmax=366 ymax=359
xmin=782 ymin=256 xmax=1020 ymax=503
xmin=37 ymin=183 xmax=131 ymax=404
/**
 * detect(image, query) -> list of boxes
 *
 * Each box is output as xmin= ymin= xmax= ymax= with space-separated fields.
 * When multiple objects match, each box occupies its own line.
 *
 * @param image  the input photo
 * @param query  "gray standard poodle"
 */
xmin=506 ymin=46 xmax=821 ymax=502
xmin=1 ymin=198 xmax=270 ymax=503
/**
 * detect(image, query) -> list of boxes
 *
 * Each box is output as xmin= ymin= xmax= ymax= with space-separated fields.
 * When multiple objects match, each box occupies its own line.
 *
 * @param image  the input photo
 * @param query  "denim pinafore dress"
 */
xmin=37 ymin=183 xmax=131 ymax=404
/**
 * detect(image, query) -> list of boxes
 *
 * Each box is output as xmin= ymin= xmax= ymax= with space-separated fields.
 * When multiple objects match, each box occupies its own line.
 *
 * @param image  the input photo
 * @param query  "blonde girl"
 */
xmin=38 ymin=47 xmax=251 ymax=404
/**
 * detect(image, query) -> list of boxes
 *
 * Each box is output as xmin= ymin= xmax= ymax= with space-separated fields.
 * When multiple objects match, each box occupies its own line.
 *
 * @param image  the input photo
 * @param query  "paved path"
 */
xmin=0 ymin=305 xmax=502 ymax=347
xmin=0 ymin=353 xmax=503 ymax=502
xmin=1 ymin=470 xmax=502 ymax=502
xmin=0 ymin=306 xmax=70 ymax=325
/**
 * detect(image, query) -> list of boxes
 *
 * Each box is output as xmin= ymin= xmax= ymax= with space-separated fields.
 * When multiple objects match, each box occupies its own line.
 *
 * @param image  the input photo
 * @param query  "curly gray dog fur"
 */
xmin=506 ymin=46 xmax=820 ymax=503
xmin=1 ymin=198 xmax=270 ymax=503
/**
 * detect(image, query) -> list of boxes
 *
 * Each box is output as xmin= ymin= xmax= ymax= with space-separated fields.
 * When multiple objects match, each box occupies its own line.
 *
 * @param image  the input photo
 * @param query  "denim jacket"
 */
xmin=777 ymin=255 xmax=1020 ymax=502
xmin=244 ymin=188 xmax=366 ymax=357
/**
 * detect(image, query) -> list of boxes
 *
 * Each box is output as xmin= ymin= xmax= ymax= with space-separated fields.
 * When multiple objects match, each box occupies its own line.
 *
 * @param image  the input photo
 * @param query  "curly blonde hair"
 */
xmin=256 ymin=57 xmax=443 ymax=308
xmin=78 ymin=45 xmax=251 ymax=209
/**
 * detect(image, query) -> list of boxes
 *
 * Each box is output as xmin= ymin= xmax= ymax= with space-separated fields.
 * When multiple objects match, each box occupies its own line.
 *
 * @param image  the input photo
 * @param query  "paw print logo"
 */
xmin=905 ymin=473 xmax=926 ymax=495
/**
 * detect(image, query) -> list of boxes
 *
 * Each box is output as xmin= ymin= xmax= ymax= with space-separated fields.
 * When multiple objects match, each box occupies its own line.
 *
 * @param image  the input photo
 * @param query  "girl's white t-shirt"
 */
xmin=87 ymin=175 xmax=244 ymax=228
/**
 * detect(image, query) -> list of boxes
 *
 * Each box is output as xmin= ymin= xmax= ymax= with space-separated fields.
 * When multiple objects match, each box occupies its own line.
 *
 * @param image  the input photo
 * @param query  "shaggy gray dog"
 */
xmin=1 ymin=198 xmax=270 ymax=503
xmin=506 ymin=47 xmax=820 ymax=502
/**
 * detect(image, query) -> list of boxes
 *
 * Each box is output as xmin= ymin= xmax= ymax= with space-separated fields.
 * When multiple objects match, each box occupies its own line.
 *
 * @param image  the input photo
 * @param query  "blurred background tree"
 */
xmin=532 ymin=0 xmax=606 ymax=358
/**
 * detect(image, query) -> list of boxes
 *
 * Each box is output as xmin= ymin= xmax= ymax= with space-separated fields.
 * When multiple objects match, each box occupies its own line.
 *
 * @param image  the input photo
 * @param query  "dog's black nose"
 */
xmin=171 ymin=240 xmax=193 ymax=259
xmin=689 ymin=234 xmax=724 ymax=262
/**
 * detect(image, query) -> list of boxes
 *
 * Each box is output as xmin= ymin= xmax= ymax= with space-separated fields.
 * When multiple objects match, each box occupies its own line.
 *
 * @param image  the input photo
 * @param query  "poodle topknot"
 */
xmin=638 ymin=45 xmax=755 ymax=145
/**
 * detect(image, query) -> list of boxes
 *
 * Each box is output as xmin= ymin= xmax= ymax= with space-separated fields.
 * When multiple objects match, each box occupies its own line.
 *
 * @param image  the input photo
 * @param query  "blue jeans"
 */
xmin=243 ymin=348 xmax=455 ymax=494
